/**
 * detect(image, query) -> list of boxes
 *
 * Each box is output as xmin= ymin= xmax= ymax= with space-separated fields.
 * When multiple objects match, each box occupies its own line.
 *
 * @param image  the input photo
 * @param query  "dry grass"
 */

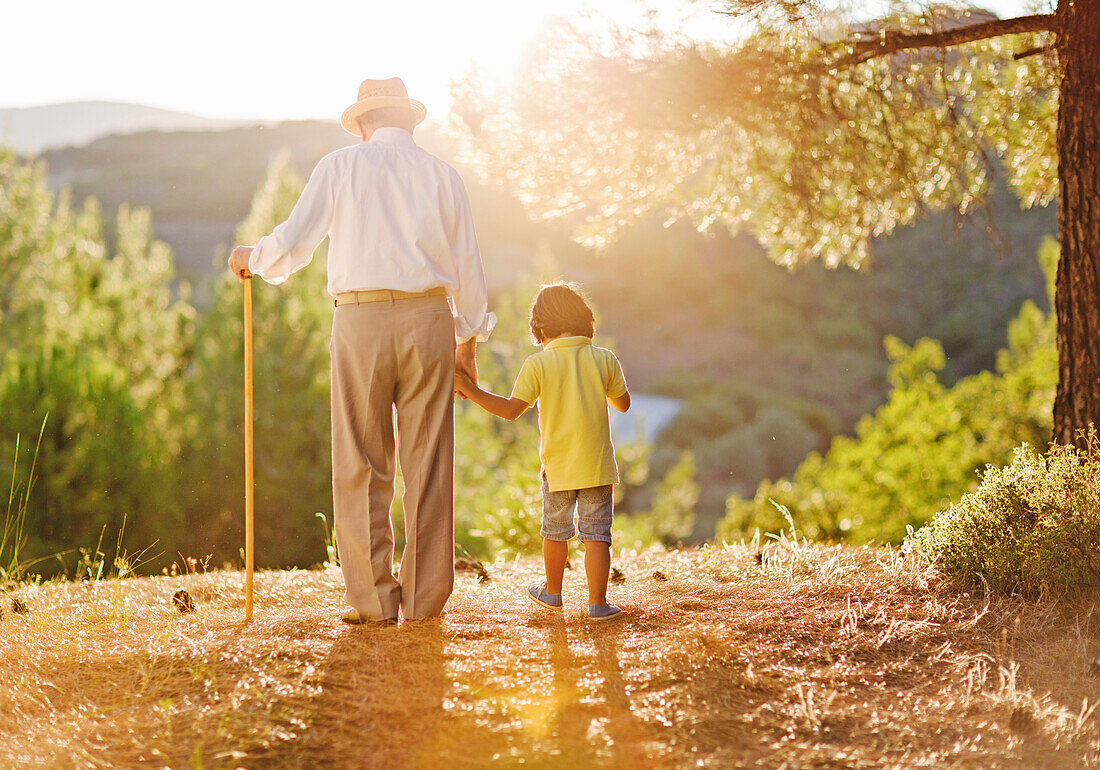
xmin=2 ymin=541 xmax=1100 ymax=768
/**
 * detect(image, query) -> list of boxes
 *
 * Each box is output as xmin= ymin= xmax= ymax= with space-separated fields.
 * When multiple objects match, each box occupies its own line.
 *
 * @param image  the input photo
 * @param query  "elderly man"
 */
xmin=228 ymin=78 xmax=495 ymax=625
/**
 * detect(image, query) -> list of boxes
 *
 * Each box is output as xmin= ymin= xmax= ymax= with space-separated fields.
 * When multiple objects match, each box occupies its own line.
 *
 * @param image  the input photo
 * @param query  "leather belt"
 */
xmin=334 ymin=287 xmax=447 ymax=307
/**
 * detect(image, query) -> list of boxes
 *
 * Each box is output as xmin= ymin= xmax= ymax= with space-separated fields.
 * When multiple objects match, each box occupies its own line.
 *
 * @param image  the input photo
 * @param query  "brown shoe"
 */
xmin=341 ymin=608 xmax=397 ymax=626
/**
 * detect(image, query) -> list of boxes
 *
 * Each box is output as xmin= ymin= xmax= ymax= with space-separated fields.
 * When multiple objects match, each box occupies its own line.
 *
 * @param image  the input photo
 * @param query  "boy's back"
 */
xmin=512 ymin=336 xmax=628 ymax=493
xmin=451 ymin=281 xmax=630 ymax=621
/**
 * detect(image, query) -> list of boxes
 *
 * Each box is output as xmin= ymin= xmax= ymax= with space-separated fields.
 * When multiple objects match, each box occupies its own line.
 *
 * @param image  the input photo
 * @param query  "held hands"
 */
xmin=454 ymin=369 xmax=477 ymax=399
xmin=229 ymin=246 xmax=254 ymax=281
xmin=454 ymin=338 xmax=478 ymax=399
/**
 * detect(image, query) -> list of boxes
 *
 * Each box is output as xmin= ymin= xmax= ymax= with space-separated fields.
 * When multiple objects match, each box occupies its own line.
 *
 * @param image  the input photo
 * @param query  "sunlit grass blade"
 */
xmin=1 ymin=414 xmax=47 ymax=585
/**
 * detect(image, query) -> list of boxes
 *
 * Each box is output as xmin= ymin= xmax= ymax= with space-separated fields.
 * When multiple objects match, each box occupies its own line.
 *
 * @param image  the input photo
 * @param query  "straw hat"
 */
xmin=341 ymin=77 xmax=427 ymax=135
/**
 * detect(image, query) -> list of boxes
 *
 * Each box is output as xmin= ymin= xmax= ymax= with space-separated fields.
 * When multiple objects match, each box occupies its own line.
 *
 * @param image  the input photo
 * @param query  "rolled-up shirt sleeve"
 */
xmin=248 ymin=160 xmax=335 ymax=285
xmin=604 ymin=351 xmax=628 ymax=398
xmin=447 ymin=170 xmax=497 ymax=343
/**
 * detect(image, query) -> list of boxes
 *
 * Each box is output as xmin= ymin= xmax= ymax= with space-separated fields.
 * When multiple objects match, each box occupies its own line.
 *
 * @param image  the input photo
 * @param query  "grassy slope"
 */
xmin=2 ymin=544 xmax=1098 ymax=768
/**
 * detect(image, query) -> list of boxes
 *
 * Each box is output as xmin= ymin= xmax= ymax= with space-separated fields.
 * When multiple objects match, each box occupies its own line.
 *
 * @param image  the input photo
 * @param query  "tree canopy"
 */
xmin=454 ymin=4 xmax=1054 ymax=265
xmin=453 ymin=0 xmax=1098 ymax=443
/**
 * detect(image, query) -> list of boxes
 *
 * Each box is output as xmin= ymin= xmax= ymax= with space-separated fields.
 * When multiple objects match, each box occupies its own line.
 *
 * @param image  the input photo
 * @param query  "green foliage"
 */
xmin=615 ymin=451 xmax=698 ymax=549
xmin=35 ymin=117 xmax=1056 ymax=543
xmin=1 ymin=416 xmax=45 ymax=584
xmin=579 ymin=193 xmax=1051 ymax=527
xmin=453 ymin=9 xmax=1068 ymax=519
xmin=0 ymin=149 xmax=191 ymax=573
xmin=911 ymin=435 xmax=1100 ymax=597
xmin=719 ymin=241 xmax=1057 ymax=544
xmin=0 ymin=149 xmax=194 ymax=408
xmin=454 ymin=11 xmax=1055 ymax=270
xmin=180 ymin=156 xmax=334 ymax=568
xmin=0 ymin=347 xmax=180 ymax=566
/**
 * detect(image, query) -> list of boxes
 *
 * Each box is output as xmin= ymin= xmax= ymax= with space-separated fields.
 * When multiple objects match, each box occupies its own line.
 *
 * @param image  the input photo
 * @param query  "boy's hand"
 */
xmin=453 ymin=375 xmax=529 ymax=421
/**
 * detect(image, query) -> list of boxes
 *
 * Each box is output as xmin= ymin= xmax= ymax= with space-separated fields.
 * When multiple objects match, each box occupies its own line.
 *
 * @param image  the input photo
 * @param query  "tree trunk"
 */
xmin=1052 ymin=0 xmax=1100 ymax=448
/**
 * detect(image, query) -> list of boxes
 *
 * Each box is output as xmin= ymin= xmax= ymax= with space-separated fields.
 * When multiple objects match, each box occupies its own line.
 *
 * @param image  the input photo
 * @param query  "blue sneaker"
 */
xmin=588 ymin=603 xmax=623 ymax=622
xmin=527 ymin=583 xmax=563 ymax=610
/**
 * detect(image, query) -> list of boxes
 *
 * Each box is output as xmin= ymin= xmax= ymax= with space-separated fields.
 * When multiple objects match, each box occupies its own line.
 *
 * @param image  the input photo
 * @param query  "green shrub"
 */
xmin=0 ymin=346 xmax=181 ymax=567
xmin=910 ymin=435 xmax=1100 ymax=597
xmin=0 ymin=150 xmax=193 ymax=575
xmin=718 ymin=240 xmax=1058 ymax=544
xmin=179 ymin=157 xmax=345 ymax=568
xmin=613 ymin=452 xmax=699 ymax=549
xmin=1 ymin=416 xmax=46 ymax=584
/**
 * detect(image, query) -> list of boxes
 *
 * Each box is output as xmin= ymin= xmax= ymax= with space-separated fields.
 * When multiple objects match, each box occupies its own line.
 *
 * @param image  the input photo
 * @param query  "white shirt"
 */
xmin=248 ymin=127 xmax=496 ymax=342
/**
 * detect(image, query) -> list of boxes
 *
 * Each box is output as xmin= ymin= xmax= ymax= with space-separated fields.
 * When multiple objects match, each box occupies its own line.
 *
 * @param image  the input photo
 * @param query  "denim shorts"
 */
xmin=540 ymin=476 xmax=614 ymax=544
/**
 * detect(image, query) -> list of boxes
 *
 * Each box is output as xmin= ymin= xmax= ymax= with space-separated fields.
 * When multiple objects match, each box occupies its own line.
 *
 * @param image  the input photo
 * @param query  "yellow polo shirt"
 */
xmin=511 ymin=336 xmax=628 ymax=492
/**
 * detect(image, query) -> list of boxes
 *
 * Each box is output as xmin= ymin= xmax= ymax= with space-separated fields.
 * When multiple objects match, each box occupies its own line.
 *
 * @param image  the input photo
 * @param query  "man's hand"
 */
xmin=454 ymin=370 xmax=477 ymax=398
xmin=455 ymin=338 xmax=478 ymax=386
xmin=228 ymin=246 xmax=254 ymax=280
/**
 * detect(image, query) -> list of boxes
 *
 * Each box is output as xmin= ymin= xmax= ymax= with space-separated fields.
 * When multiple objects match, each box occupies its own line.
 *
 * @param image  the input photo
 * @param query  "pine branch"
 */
xmin=1014 ymin=44 xmax=1052 ymax=61
xmin=837 ymin=14 xmax=1056 ymax=66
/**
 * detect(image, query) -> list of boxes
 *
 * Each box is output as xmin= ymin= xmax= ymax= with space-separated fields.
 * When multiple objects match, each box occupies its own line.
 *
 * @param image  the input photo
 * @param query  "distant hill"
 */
xmin=41 ymin=120 xmax=350 ymax=276
xmin=0 ymin=101 xmax=241 ymax=155
xmin=40 ymin=120 xmax=544 ymax=285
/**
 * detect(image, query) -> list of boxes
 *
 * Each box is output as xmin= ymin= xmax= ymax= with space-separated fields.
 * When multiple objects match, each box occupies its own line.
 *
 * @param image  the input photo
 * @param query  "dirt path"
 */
xmin=2 ymin=545 xmax=1098 ymax=767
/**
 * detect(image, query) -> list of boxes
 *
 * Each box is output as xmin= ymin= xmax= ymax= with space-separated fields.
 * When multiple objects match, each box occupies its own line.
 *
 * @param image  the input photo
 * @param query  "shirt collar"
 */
xmin=368 ymin=126 xmax=417 ymax=147
xmin=544 ymin=336 xmax=593 ymax=350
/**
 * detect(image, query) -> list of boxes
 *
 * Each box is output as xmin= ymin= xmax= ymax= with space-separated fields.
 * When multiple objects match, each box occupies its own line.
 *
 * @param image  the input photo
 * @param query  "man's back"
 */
xmin=318 ymin=130 xmax=472 ymax=296
xmin=247 ymin=126 xmax=492 ymax=342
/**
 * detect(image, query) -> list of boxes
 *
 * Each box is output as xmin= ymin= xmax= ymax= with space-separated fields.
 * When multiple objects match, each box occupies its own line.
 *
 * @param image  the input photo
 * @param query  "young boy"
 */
xmin=454 ymin=282 xmax=631 ymax=621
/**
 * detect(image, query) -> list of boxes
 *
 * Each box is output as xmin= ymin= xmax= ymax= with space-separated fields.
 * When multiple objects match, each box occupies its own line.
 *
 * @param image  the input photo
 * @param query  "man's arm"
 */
xmin=230 ymin=160 xmax=334 ymax=283
xmin=454 ymin=371 xmax=529 ymax=421
xmin=455 ymin=337 xmax=478 ymax=385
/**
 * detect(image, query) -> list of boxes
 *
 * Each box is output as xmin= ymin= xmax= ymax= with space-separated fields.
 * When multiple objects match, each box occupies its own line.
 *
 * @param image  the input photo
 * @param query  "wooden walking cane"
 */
xmin=242 ymin=273 xmax=255 ymax=622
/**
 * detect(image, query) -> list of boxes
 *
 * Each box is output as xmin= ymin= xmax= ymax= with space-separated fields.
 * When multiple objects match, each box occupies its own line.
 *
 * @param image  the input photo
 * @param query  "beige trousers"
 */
xmin=330 ymin=294 xmax=455 ymax=621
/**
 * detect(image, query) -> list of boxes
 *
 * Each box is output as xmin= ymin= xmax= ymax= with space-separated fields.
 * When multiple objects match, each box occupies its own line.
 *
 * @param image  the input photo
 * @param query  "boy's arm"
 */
xmin=608 ymin=389 xmax=631 ymax=413
xmin=456 ymin=372 xmax=530 ymax=420
xmin=606 ymin=352 xmax=630 ymax=413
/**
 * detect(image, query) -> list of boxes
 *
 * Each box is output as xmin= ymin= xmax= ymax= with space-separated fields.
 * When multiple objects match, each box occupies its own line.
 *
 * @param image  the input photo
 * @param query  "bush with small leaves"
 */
xmin=911 ymin=433 xmax=1100 ymax=597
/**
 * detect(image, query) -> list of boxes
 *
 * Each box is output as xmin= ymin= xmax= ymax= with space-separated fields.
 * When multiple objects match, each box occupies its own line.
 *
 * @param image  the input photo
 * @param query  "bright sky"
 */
xmin=2 ymin=0 xmax=1035 ymax=123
